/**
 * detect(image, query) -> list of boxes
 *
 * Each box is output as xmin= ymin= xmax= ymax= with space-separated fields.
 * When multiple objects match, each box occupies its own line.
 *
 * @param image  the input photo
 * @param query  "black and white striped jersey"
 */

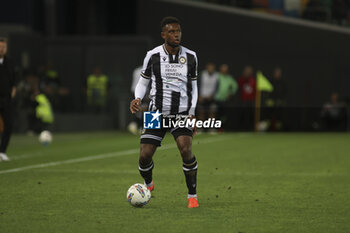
xmin=140 ymin=44 xmax=198 ymax=116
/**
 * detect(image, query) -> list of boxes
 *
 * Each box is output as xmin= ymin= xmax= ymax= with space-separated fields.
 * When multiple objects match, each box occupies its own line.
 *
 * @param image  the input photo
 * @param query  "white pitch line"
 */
xmin=0 ymin=149 xmax=139 ymax=175
xmin=0 ymin=135 xmax=229 ymax=175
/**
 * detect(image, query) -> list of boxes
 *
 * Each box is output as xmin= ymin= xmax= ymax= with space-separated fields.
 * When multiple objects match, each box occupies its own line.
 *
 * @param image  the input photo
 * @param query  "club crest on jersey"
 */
xmin=179 ymin=56 xmax=186 ymax=64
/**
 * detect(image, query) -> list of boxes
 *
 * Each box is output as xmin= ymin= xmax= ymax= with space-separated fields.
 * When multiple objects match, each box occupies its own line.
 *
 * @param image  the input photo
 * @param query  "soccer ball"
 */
xmin=127 ymin=121 xmax=138 ymax=135
xmin=39 ymin=130 xmax=52 ymax=146
xmin=126 ymin=183 xmax=151 ymax=207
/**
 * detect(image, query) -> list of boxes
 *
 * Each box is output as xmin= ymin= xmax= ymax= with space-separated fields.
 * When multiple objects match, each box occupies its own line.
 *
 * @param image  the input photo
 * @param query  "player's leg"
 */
xmin=139 ymin=129 xmax=166 ymax=191
xmin=0 ymin=106 xmax=13 ymax=161
xmin=139 ymin=143 xmax=157 ymax=191
xmin=172 ymin=128 xmax=199 ymax=208
xmin=176 ymin=135 xmax=197 ymax=196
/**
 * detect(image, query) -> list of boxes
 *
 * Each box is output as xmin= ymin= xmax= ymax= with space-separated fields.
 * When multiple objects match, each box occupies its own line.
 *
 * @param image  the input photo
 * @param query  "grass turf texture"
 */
xmin=0 ymin=132 xmax=349 ymax=233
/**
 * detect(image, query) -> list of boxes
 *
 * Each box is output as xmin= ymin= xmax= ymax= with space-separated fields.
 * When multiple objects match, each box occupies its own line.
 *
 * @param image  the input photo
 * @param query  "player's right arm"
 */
xmin=130 ymin=51 xmax=152 ymax=114
xmin=130 ymin=77 xmax=150 ymax=113
xmin=130 ymin=98 xmax=141 ymax=114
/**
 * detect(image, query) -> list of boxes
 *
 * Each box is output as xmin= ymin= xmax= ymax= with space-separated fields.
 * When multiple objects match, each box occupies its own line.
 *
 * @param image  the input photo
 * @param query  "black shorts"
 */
xmin=140 ymin=127 xmax=193 ymax=147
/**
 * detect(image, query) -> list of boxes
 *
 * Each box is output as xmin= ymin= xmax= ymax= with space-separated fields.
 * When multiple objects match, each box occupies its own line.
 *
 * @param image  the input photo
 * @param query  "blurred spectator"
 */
xmin=265 ymin=67 xmax=287 ymax=131
xmin=17 ymin=70 xmax=40 ymax=107
xmin=214 ymin=64 xmax=238 ymax=130
xmin=41 ymin=62 xmax=60 ymax=88
xmin=238 ymin=65 xmax=256 ymax=131
xmin=39 ymin=63 xmax=70 ymax=112
xmin=17 ymin=71 xmax=40 ymax=134
xmin=331 ymin=0 xmax=349 ymax=25
xmin=321 ymin=92 xmax=347 ymax=131
xmin=86 ymin=66 xmax=109 ymax=113
xmin=40 ymin=63 xmax=59 ymax=107
xmin=198 ymin=62 xmax=219 ymax=122
xmin=238 ymin=66 xmax=256 ymax=102
xmin=27 ymin=87 xmax=54 ymax=134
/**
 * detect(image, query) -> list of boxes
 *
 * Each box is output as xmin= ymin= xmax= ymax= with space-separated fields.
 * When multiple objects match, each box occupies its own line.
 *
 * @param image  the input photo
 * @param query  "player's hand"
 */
xmin=130 ymin=98 xmax=141 ymax=114
xmin=189 ymin=115 xmax=197 ymax=136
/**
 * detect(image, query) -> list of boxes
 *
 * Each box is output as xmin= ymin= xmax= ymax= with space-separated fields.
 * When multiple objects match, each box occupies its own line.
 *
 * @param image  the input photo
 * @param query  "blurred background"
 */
xmin=1 ymin=0 xmax=350 ymax=133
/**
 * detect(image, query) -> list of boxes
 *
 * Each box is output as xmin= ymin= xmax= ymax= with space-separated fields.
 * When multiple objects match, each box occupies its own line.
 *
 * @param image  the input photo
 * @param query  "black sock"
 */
xmin=139 ymin=158 xmax=154 ymax=185
xmin=183 ymin=156 xmax=198 ymax=195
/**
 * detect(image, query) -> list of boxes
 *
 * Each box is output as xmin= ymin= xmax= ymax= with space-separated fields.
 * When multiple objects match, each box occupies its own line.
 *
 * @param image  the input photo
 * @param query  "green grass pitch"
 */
xmin=0 ymin=132 xmax=349 ymax=233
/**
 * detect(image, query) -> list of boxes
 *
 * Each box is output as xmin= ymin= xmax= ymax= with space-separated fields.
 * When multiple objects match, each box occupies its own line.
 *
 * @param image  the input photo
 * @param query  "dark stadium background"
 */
xmin=1 ymin=0 xmax=350 ymax=132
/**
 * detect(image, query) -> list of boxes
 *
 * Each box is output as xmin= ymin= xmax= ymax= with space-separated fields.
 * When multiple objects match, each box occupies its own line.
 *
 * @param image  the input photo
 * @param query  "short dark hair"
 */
xmin=160 ymin=16 xmax=180 ymax=31
xmin=0 ymin=37 xmax=8 ymax=43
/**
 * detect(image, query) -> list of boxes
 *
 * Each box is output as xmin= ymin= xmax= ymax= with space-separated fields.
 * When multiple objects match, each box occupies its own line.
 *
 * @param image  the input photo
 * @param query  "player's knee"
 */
xmin=179 ymin=145 xmax=192 ymax=159
xmin=140 ymin=144 xmax=156 ymax=159
xmin=140 ymin=149 xmax=153 ymax=159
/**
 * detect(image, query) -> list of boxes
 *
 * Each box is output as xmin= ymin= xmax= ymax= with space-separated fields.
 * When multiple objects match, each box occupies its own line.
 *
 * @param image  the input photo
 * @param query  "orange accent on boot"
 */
xmin=188 ymin=197 xmax=199 ymax=208
xmin=146 ymin=182 xmax=154 ymax=192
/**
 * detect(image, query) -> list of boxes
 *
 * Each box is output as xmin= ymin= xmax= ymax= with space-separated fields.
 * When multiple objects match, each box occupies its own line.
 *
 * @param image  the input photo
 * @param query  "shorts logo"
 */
xmin=179 ymin=56 xmax=186 ymax=64
xmin=143 ymin=110 xmax=162 ymax=129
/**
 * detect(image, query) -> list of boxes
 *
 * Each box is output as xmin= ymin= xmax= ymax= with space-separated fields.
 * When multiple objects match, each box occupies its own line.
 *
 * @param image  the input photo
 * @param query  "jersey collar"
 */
xmin=162 ymin=44 xmax=182 ymax=56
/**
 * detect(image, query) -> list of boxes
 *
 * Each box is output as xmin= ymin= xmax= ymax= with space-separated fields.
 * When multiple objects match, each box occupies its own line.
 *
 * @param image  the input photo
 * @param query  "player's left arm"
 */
xmin=190 ymin=80 xmax=198 ymax=135
xmin=189 ymin=53 xmax=198 ymax=135
xmin=130 ymin=77 xmax=150 ymax=114
xmin=190 ymin=80 xmax=198 ymax=116
xmin=189 ymin=53 xmax=198 ymax=117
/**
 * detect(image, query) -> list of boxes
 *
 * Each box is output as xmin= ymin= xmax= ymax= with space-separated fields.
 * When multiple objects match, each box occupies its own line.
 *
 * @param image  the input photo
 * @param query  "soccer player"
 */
xmin=0 ymin=37 xmax=16 ymax=161
xmin=129 ymin=16 xmax=199 ymax=208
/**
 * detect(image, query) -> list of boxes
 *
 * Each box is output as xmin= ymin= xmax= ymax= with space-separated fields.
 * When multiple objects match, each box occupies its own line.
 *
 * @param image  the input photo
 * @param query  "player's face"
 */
xmin=162 ymin=23 xmax=182 ymax=48
xmin=0 ymin=41 xmax=7 ymax=58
